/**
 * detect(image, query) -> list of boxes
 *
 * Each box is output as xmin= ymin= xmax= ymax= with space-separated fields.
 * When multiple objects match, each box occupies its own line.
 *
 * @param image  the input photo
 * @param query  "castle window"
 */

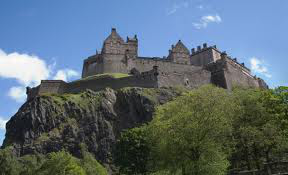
xmin=185 ymin=79 xmax=189 ymax=86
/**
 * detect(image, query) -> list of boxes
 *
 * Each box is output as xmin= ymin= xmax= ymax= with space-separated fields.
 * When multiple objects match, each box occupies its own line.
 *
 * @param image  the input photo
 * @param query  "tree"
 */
xmin=36 ymin=151 xmax=86 ymax=175
xmin=230 ymin=87 xmax=288 ymax=171
xmin=0 ymin=147 xmax=22 ymax=175
xmin=147 ymin=85 xmax=236 ymax=175
xmin=114 ymin=127 xmax=151 ymax=175
xmin=79 ymin=144 xmax=108 ymax=175
xmin=19 ymin=154 xmax=45 ymax=175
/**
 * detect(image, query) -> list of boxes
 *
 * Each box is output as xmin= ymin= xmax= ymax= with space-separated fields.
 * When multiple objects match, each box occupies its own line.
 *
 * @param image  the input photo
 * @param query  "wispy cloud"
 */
xmin=8 ymin=86 xmax=27 ymax=103
xmin=193 ymin=14 xmax=222 ymax=29
xmin=53 ymin=69 xmax=79 ymax=82
xmin=250 ymin=57 xmax=272 ymax=78
xmin=167 ymin=1 xmax=189 ymax=15
xmin=0 ymin=117 xmax=8 ymax=130
xmin=0 ymin=49 xmax=79 ymax=103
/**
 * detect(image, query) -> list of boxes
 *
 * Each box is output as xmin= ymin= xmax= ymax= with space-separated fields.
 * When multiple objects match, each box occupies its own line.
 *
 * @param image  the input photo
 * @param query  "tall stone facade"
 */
xmin=26 ymin=28 xmax=268 ymax=100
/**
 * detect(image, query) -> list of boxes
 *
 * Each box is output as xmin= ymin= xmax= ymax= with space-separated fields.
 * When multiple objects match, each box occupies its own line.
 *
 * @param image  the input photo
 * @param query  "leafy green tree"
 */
xmin=19 ymin=154 xmax=45 ymax=175
xmin=79 ymin=144 xmax=108 ymax=175
xmin=148 ymin=85 xmax=236 ymax=175
xmin=114 ymin=127 xmax=151 ymax=175
xmin=36 ymin=151 xmax=86 ymax=175
xmin=0 ymin=147 xmax=22 ymax=175
xmin=230 ymin=87 xmax=288 ymax=171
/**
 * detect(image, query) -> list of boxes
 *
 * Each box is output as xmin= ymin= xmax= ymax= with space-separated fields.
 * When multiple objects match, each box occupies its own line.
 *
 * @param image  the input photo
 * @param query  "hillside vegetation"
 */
xmin=0 ymin=85 xmax=287 ymax=175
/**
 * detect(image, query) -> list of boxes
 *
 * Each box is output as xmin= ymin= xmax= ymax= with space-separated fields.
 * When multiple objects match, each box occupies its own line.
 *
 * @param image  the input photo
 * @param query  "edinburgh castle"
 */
xmin=26 ymin=28 xmax=268 ymax=100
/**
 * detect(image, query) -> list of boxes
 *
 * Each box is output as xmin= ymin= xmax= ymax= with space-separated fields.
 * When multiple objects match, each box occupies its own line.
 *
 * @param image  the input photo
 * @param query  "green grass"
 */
xmin=75 ymin=73 xmax=131 ymax=82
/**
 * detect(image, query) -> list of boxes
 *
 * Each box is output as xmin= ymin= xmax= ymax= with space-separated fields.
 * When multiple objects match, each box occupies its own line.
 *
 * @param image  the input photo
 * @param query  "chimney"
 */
xmin=197 ymin=46 xmax=201 ymax=51
xmin=111 ymin=28 xmax=116 ymax=33
xmin=221 ymin=51 xmax=227 ymax=59
xmin=203 ymin=43 xmax=208 ymax=49
xmin=192 ymin=48 xmax=196 ymax=54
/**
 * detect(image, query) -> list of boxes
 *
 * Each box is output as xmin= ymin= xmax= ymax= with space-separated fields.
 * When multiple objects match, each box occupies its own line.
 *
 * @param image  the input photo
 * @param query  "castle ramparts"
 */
xmin=26 ymin=28 xmax=268 ymax=100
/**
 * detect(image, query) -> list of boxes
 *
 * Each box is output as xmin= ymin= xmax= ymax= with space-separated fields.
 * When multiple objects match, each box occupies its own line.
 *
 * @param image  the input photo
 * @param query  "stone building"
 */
xmin=26 ymin=28 xmax=268 ymax=100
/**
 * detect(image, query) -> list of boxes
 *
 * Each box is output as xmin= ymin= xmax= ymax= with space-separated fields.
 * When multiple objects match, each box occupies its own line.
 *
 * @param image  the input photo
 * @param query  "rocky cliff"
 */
xmin=2 ymin=87 xmax=183 ymax=166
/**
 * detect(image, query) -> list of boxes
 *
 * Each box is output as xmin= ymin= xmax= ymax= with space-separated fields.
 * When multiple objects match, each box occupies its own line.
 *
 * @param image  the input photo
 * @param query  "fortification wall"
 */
xmin=26 ymin=80 xmax=67 ymax=100
xmin=82 ymin=55 xmax=104 ymax=78
xmin=206 ymin=56 xmax=266 ymax=90
xmin=102 ymin=54 xmax=129 ymax=74
xmin=190 ymin=46 xmax=221 ymax=66
xmin=66 ymin=72 xmax=158 ymax=94
xmin=133 ymin=58 xmax=203 ymax=74
xmin=26 ymin=86 xmax=40 ymax=101
xmin=224 ymin=60 xmax=261 ymax=90
xmin=157 ymin=69 xmax=211 ymax=88
xmin=38 ymin=80 xmax=67 ymax=94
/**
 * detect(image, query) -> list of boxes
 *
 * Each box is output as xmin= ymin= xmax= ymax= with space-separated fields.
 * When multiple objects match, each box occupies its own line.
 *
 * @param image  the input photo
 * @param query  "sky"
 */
xmin=0 ymin=0 xmax=287 ymax=145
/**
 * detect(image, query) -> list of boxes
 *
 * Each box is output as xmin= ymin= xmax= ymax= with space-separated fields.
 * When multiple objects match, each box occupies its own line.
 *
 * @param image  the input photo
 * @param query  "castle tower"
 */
xmin=168 ymin=40 xmax=190 ymax=64
xmin=126 ymin=35 xmax=138 ymax=57
xmin=102 ymin=28 xmax=126 ymax=55
xmin=99 ymin=28 xmax=139 ymax=74
xmin=190 ymin=44 xmax=221 ymax=66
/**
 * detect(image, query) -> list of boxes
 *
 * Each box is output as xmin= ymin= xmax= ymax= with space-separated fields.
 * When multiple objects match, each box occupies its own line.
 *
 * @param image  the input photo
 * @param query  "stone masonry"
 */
xmin=26 ymin=28 xmax=268 ymax=100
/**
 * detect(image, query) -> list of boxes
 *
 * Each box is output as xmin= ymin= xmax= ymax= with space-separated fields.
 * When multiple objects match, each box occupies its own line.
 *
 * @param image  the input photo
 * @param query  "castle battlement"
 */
xmin=26 ymin=28 xmax=268 ymax=101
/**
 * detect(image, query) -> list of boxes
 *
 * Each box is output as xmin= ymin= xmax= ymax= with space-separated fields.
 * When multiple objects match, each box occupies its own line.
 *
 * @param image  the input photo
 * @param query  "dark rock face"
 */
xmin=2 ymin=87 xmax=182 ymax=165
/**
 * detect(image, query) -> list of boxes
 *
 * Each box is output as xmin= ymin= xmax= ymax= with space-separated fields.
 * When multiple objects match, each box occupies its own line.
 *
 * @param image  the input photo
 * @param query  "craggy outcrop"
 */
xmin=2 ymin=87 xmax=184 ymax=165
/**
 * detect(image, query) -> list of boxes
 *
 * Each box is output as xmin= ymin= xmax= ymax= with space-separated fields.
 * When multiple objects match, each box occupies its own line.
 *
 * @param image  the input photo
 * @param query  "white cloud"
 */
xmin=0 ymin=117 xmax=8 ymax=130
xmin=8 ymin=86 xmax=27 ymax=103
xmin=0 ymin=49 xmax=50 ymax=86
xmin=250 ymin=57 xmax=272 ymax=78
xmin=53 ymin=69 xmax=79 ymax=82
xmin=0 ymin=49 xmax=79 ymax=103
xmin=193 ymin=14 xmax=222 ymax=29
xmin=167 ymin=1 xmax=189 ymax=15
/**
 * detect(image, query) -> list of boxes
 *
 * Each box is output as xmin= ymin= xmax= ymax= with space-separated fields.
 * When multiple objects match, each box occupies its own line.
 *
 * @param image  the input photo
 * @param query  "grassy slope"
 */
xmin=73 ymin=73 xmax=131 ymax=82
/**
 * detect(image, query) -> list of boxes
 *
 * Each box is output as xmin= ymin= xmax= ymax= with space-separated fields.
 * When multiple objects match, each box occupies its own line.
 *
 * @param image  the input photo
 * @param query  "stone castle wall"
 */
xmin=26 ymin=80 xmax=67 ymax=100
xmin=66 ymin=69 xmax=158 ymax=94
xmin=205 ymin=54 xmax=268 ymax=90
xmin=26 ymin=69 xmax=159 ymax=100
xmin=157 ymin=69 xmax=211 ymax=88
xmin=26 ymin=65 xmax=212 ymax=100
xmin=133 ymin=58 xmax=203 ymax=73
xmin=26 ymin=29 xmax=268 ymax=101
xmin=190 ymin=44 xmax=222 ymax=66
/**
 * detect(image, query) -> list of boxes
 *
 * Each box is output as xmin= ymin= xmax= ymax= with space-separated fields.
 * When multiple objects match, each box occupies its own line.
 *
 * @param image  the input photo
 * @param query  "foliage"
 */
xmin=230 ymin=87 xmax=288 ymax=170
xmin=114 ymin=126 xmax=151 ymax=175
xmin=0 ymin=147 xmax=22 ymax=175
xmin=79 ymin=144 xmax=108 ymax=175
xmin=19 ymin=154 xmax=45 ymax=175
xmin=0 ymin=148 xmax=108 ymax=175
xmin=1 ymin=85 xmax=288 ymax=174
xmin=34 ymin=151 xmax=86 ymax=175
xmin=147 ymin=85 xmax=236 ymax=175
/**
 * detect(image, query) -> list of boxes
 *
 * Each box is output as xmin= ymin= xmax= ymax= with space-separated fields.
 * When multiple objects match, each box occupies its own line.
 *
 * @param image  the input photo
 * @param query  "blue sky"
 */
xmin=0 ymin=0 xmax=287 ymax=144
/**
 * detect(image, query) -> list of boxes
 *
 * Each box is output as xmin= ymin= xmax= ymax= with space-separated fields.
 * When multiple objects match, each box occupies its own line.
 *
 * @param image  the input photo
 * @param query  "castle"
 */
xmin=26 ymin=28 xmax=268 ymax=100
